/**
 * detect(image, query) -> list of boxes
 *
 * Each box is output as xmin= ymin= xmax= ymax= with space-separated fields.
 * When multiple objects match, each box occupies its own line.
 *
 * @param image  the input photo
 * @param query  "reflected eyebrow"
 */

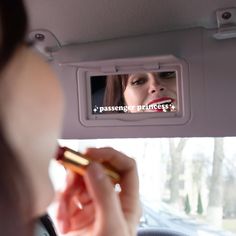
xmin=129 ymin=73 xmax=148 ymax=79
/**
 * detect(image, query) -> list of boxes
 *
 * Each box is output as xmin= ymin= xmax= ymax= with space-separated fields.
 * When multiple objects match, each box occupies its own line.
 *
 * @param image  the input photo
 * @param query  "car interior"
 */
xmin=25 ymin=1 xmax=236 ymax=235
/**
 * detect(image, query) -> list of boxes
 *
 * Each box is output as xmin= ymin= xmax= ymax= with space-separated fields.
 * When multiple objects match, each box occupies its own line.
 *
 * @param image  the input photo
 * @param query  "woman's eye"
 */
xmin=159 ymin=71 xmax=175 ymax=79
xmin=131 ymin=77 xmax=147 ymax=86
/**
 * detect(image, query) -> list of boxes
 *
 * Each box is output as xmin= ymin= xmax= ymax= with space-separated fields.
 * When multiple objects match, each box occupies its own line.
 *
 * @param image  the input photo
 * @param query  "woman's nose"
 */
xmin=149 ymin=81 xmax=165 ymax=94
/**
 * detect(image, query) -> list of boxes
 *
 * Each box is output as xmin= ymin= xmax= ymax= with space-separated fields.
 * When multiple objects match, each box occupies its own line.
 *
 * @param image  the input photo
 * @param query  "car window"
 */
xmin=50 ymin=137 xmax=236 ymax=236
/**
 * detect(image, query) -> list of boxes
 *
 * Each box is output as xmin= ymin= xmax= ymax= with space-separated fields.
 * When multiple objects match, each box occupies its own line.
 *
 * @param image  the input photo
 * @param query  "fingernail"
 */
xmin=88 ymin=162 xmax=105 ymax=180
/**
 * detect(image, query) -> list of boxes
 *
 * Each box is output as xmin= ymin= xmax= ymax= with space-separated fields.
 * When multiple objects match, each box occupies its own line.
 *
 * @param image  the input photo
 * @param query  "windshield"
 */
xmin=50 ymin=137 xmax=236 ymax=236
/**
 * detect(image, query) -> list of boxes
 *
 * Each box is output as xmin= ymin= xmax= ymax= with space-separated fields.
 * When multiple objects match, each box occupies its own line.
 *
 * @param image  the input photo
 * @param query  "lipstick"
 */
xmin=147 ymin=97 xmax=176 ymax=112
xmin=56 ymin=146 xmax=120 ymax=183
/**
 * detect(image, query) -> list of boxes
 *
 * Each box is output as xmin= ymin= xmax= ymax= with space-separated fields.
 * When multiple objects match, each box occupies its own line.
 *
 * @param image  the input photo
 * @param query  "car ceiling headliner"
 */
xmin=24 ymin=0 xmax=236 ymax=46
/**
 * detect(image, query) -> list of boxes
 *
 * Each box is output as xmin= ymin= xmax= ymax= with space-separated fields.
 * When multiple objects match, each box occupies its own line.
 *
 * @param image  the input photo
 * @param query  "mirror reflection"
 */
xmin=91 ymin=71 xmax=177 ymax=114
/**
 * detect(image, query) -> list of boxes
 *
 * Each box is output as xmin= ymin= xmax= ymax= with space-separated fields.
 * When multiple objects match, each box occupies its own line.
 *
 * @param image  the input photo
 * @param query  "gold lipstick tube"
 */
xmin=56 ymin=146 xmax=120 ymax=183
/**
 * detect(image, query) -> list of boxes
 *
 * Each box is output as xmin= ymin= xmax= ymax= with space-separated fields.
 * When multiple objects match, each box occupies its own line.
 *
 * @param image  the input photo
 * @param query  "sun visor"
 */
xmin=64 ymin=55 xmax=190 ymax=127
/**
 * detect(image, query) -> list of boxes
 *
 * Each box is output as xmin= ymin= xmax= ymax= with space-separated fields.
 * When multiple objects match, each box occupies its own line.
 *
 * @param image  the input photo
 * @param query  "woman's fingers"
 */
xmin=85 ymin=147 xmax=136 ymax=172
xmin=56 ymin=191 xmax=70 ymax=233
xmin=57 ymin=194 xmax=95 ymax=234
xmin=84 ymin=148 xmax=141 ymax=232
xmin=56 ymin=171 xmax=94 ymax=234
xmin=84 ymin=161 xmax=128 ymax=234
xmin=84 ymin=162 xmax=121 ymax=214
xmin=85 ymin=147 xmax=139 ymax=195
xmin=56 ymin=147 xmax=141 ymax=236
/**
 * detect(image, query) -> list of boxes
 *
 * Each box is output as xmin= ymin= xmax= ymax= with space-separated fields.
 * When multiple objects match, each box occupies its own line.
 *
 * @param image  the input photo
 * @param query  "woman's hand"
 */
xmin=55 ymin=147 xmax=141 ymax=236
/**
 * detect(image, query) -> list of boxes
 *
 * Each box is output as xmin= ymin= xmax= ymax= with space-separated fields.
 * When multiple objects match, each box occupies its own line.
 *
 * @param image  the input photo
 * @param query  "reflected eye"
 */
xmin=159 ymin=71 xmax=175 ymax=79
xmin=131 ymin=76 xmax=147 ymax=86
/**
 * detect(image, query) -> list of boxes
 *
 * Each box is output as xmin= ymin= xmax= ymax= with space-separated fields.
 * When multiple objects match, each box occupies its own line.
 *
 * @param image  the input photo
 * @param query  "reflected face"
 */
xmin=123 ymin=72 xmax=177 ymax=113
xmin=0 ymin=46 xmax=64 ymax=217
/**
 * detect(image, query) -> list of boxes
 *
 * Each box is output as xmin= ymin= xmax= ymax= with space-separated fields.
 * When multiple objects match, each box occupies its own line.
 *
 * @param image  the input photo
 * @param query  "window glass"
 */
xmin=50 ymin=137 xmax=236 ymax=236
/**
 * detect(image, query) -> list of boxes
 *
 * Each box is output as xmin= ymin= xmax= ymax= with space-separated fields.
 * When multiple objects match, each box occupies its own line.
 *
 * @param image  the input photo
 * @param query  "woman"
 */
xmin=0 ymin=0 xmax=140 ymax=235
xmin=103 ymin=71 xmax=177 ymax=113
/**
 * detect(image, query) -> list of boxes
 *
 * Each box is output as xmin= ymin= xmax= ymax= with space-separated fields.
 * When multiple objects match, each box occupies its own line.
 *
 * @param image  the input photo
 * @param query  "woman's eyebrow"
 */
xmin=129 ymin=73 xmax=147 ymax=79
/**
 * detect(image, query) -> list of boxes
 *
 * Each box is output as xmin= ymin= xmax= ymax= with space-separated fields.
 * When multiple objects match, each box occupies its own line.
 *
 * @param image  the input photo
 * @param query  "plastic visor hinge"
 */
xmin=213 ymin=7 xmax=236 ymax=40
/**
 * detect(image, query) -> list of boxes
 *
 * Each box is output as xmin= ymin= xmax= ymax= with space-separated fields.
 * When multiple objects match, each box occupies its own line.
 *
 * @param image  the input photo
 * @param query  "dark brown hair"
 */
xmin=0 ymin=0 xmax=28 ymax=71
xmin=0 ymin=127 xmax=33 ymax=235
xmin=103 ymin=74 xmax=129 ymax=107
xmin=103 ymin=72 xmax=177 ymax=108
xmin=0 ymin=0 xmax=33 ymax=235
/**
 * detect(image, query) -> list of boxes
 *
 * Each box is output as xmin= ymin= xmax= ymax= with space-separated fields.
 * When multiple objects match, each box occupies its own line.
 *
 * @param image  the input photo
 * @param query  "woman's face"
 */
xmin=123 ymin=72 xmax=177 ymax=113
xmin=0 ymin=46 xmax=64 ymax=217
